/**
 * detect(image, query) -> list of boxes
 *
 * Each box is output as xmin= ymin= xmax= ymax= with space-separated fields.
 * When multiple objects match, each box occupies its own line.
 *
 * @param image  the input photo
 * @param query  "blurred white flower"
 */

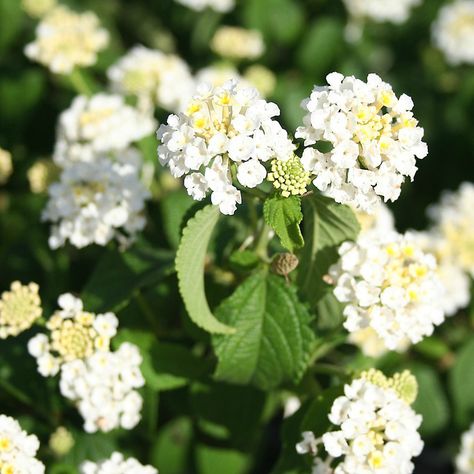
xmin=211 ymin=26 xmax=265 ymax=60
xmin=0 ymin=148 xmax=12 ymax=185
xmin=107 ymin=45 xmax=194 ymax=113
xmin=24 ymin=5 xmax=109 ymax=74
xmin=456 ymin=422 xmax=474 ymax=474
xmin=0 ymin=414 xmax=45 ymax=473
xmin=81 ymin=451 xmax=157 ymax=473
xmin=342 ymin=0 xmax=422 ymax=24
xmin=43 ymin=150 xmax=149 ymax=249
xmin=410 ymin=230 xmax=470 ymax=316
xmin=21 ymin=0 xmax=56 ymax=18
xmin=157 ymin=80 xmax=295 ymax=214
xmin=429 ymin=182 xmax=474 ymax=277
xmin=53 ymin=94 xmax=155 ymax=166
xmin=297 ymin=73 xmax=428 ymax=212
xmin=60 ymin=343 xmax=145 ymax=433
xmin=330 ymin=230 xmax=446 ymax=350
xmin=433 ymin=1 xmax=474 ymax=65
xmin=243 ymin=65 xmax=277 ymax=98
xmin=174 ymin=0 xmax=234 ymax=13
xmin=28 ymin=293 xmax=118 ymax=377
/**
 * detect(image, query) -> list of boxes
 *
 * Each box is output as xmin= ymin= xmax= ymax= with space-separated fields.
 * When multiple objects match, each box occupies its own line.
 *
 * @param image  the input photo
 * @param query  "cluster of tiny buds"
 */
xmin=360 ymin=368 xmax=418 ymax=405
xmin=267 ymin=156 xmax=311 ymax=197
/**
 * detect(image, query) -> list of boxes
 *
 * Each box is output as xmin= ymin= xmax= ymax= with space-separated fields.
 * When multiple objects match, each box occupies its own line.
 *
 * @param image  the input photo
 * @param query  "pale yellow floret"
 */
xmin=361 ymin=369 xmax=418 ymax=404
xmin=49 ymin=426 xmax=74 ymax=457
xmin=267 ymin=156 xmax=311 ymax=197
xmin=28 ymin=159 xmax=58 ymax=194
xmin=22 ymin=0 xmax=56 ymax=18
xmin=0 ymin=149 xmax=13 ymax=185
xmin=0 ymin=282 xmax=42 ymax=338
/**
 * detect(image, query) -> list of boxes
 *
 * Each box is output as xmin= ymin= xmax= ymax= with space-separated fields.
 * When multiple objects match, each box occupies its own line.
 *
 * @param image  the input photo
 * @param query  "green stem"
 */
xmin=134 ymin=291 xmax=161 ymax=338
xmin=254 ymin=222 xmax=272 ymax=261
xmin=69 ymin=69 xmax=92 ymax=96
xmin=312 ymin=363 xmax=353 ymax=377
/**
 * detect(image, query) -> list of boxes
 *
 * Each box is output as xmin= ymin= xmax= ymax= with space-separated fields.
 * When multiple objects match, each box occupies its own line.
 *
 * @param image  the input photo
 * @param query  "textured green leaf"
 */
xmin=212 ymin=272 xmax=315 ymax=390
xmin=176 ymin=205 xmax=235 ymax=334
xmin=409 ymin=363 xmax=449 ymax=437
xmin=81 ymin=245 xmax=174 ymax=312
xmin=449 ymin=339 xmax=474 ymax=427
xmin=298 ymin=194 xmax=360 ymax=307
xmin=264 ymin=195 xmax=304 ymax=252
xmin=161 ymin=189 xmax=195 ymax=249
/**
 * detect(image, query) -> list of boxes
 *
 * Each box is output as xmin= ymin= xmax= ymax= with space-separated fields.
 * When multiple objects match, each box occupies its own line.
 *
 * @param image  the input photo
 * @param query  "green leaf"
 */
xmin=81 ymin=245 xmax=175 ymax=312
xmin=264 ymin=195 xmax=304 ymax=252
xmin=189 ymin=381 xmax=266 ymax=447
xmin=229 ymin=250 xmax=260 ymax=272
xmin=114 ymin=329 xmax=211 ymax=391
xmin=176 ymin=205 xmax=235 ymax=334
xmin=161 ymin=189 xmax=195 ymax=249
xmin=150 ymin=418 xmax=192 ymax=474
xmin=243 ymin=0 xmax=304 ymax=45
xmin=410 ymin=363 xmax=449 ymax=436
xmin=195 ymin=445 xmax=249 ymax=474
xmin=297 ymin=194 xmax=360 ymax=308
xmin=449 ymin=339 xmax=474 ymax=427
xmin=0 ymin=0 xmax=22 ymax=51
xmin=212 ymin=272 xmax=316 ymax=390
xmin=297 ymin=18 xmax=344 ymax=78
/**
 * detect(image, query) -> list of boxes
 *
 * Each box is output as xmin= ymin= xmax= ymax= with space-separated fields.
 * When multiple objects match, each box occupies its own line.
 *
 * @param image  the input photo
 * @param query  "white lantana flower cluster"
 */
xmin=411 ymin=231 xmax=470 ymax=316
xmin=24 ymin=5 xmax=109 ymax=74
xmin=107 ymin=45 xmax=194 ymax=113
xmin=28 ymin=293 xmax=118 ymax=376
xmin=211 ymin=26 xmax=265 ymax=60
xmin=174 ymin=0 xmax=234 ymax=13
xmin=42 ymin=151 xmax=149 ymax=249
xmin=81 ymin=452 xmax=157 ymax=474
xmin=342 ymin=0 xmax=422 ymax=24
xmin=0 ymin=414 xmax=45 ymax=473
xmin=429 ymin=182 xmax=474 ymax=277
xmin=456 ymin=422 xmax=474 ymax=474
xmin=60 ymin=343 xmax=145 ymax=433
xmin=0 ymin=147 xmax=13 ymax=185
xmin=297 ymin=73 xmax=428 ymax=212
xmin=432 ymin=0 xmax=474 ymax=65
xmin=53 ymin=94 xmax=155 ymax=166
xmin=329 ymin=230 xmax=445 ymax=350
xmin=297 ymin=370 xmax=423 ymax=474
xmin=157 ymin=80 xmax=295 ymax=214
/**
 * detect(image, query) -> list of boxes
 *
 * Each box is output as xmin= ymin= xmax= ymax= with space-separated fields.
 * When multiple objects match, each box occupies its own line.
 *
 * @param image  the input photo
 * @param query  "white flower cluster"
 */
xmin=354 ymin=202 xmax=395 ymax=236
xmin=297 ymin=371 xmax=423 ymax=474
xmin=195 ymin=65 xmax=251 ymax=90
xmin=429 ymin=182 xmax=474 ymax=277
xmin=0 ymin=147 xmax=13 ymax=185
xmin=211 ymin=26 xmax=265 ymax=60
xmin=174 ymin=0 xmax=234 ymax=13
xmin=456 ymin=422 xmax=474 ymax=474
xmin=329 ymin=230 xmax=445 ymax=350
xmin=342 ymin=0 xmax=422 ymax=24
xmin=432 ymin=1 xmax=474 ymax=65
xmin=0 ymin=414 xmax=45 ymax=473
xmin=410 ymin=231 xmax=470 ymax=316
xmin=53 ymin=94 xmax=155 ymax=166
xmin=157 ymin=80 xmax=295 ymax=214
xmin=28 ymin=293 xmax=118 ymax=376
xmin=42 ymin=151 xmax=149 ymax=248
xmin=107 ymin=45 xmax=194 ymax=113
xmin=60 ymin=343 xmax=145 ymax=433
xmin=297 ymin=73 xmax=428 ymax=212
xmin=81 ymin=451 xmax=157 ymax=474
xmin=24 ymin=5 xmax=109 ymax=74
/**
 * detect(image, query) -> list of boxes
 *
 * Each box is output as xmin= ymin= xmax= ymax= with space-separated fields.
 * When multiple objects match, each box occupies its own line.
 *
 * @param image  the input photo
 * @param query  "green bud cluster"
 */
xmin=360 ymin=369 xmax=418 ymax=405
xmin=267 ymin=155 xmax=310 ymax=197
